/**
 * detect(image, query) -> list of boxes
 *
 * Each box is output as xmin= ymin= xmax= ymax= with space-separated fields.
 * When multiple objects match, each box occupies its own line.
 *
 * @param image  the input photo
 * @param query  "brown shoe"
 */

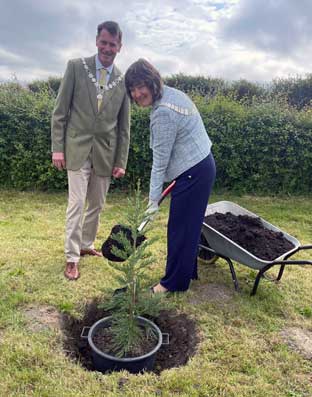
xmin=64 ymin=262 xmax=80 ymax=280
xmin=80 ymin=248 xmax=103 ymax=257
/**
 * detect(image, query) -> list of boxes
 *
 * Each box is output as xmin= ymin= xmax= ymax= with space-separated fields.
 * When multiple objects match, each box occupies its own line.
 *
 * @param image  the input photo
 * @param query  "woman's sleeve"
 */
xmin=149 ymin=108 xmax=177 ymax=202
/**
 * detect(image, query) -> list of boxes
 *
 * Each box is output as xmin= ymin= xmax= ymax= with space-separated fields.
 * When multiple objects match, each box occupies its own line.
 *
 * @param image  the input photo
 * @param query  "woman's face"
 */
xmin=130 ymin=84 xmax=153 ymax=107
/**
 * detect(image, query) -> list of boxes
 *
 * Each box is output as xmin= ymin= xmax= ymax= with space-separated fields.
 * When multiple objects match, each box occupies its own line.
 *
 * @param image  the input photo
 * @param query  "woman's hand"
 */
xmin=145 ymin=200 xmax=159 ymax=219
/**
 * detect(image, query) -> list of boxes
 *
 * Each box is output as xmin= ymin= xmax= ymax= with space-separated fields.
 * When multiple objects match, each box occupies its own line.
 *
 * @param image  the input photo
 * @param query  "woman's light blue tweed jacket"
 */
xmin=149 ymin=85 xmax=212 ymax=203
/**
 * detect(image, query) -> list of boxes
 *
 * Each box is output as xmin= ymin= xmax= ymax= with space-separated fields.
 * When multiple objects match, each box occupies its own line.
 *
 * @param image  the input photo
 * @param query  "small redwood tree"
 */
xmin=100 ymin=184 xmax=164 ymax=357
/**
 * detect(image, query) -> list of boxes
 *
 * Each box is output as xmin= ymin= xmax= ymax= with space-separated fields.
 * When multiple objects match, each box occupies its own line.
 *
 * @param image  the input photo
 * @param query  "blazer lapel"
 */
xmin=84 ymin=55 xmax=98 ymax=115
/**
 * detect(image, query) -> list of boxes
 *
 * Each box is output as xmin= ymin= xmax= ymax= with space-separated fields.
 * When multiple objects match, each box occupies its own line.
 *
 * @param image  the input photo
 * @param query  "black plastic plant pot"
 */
xmin=85 ymin=316 xmax=163 ymax=374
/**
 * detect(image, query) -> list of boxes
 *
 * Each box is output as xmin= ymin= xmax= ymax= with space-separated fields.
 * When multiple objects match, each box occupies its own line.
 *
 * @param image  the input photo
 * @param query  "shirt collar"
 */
xmin=95 ymin=54 xmax=113 ymax=75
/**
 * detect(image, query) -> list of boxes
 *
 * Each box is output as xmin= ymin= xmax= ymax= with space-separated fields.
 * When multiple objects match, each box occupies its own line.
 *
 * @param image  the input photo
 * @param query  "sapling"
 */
xmin=100 ymin=183 xmax=164 ymax=357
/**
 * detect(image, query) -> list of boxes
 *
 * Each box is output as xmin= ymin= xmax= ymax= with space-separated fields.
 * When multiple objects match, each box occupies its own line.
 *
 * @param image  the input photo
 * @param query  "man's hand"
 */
xmin=112 ymin=167 xmax=125 ymax=178
xmin=52 ymin=152 xmax=66 ymax=170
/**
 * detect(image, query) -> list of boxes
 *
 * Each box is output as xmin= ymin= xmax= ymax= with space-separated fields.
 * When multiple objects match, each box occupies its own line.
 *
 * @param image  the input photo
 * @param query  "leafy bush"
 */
xmin=165 ymin=73 xmax=227 ymax=98
xmin=271 ymin=74 xmax=312 ymax=110
xmin=1 ymin=77 xmax=312 ymax=194
xmin=224 ymin=79 xmax=267 ymax=103
xmin=28 ymin=77 xmax=61 ymax=96
xmin=197 ymin=95 xmax=312 ymax=194
xmin=111 ymin=105 xmax=152 ymax=191
xmin=196 ymin=95 xmax=248 ymax=191
xmin=0 ymin=83 xmax=67 ymax=190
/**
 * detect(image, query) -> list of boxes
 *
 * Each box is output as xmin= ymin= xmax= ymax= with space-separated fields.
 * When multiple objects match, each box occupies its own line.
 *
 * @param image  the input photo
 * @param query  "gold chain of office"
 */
xmin=81 ymin=57 xmax=124 ymax=100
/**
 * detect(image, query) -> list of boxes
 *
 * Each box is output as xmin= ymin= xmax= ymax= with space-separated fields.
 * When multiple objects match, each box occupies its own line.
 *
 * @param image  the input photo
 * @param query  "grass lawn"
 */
xmin=0 ymin=190 xmax=311 ymax=397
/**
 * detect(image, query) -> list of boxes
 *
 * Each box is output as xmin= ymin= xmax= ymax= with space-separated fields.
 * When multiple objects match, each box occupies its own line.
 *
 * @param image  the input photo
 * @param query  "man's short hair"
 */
xmin=125 ymin=59 xmax=163 ymax=103
xmin=97 ymin=21 xmax=122 ymax=42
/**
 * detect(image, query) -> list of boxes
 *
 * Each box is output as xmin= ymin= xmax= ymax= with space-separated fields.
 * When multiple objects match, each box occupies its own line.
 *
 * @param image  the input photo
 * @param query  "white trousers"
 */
xmin=65 ymin=157 xmax=111 ymax=262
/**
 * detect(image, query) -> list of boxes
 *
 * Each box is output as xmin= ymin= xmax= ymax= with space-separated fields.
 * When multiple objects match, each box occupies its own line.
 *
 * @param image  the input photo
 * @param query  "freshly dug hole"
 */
xmin=61 ymin=299 xmax=200 ymax=374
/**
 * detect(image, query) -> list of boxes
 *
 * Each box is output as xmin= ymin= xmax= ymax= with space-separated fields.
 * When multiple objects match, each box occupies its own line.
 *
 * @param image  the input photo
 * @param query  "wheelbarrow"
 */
xmin=198 ymin=201 xmax=312 ymax=295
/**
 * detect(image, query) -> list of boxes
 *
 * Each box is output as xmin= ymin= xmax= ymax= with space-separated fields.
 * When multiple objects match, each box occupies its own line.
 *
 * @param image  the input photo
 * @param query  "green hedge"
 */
xmin=271 ymin=74 xmax=312 ymax=110
xmin=1 ymin=83 xmax=312 ymax=194
xmin=26 ymin=73 xmax=312 ymax=108
xmin=196 ymin=96 xmax=312 ymax=193
xmin=0 ymin=83 xmax=67 ymax=190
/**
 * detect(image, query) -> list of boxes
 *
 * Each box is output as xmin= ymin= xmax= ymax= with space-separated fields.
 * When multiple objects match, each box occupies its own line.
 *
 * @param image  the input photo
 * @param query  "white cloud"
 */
xmin=0 ymin=48 xmax=25 ymax=63
xmin=220 ymin=0 xmax=312 ymax=56
xmin=0 ymin=0 xmax=311 ymax=83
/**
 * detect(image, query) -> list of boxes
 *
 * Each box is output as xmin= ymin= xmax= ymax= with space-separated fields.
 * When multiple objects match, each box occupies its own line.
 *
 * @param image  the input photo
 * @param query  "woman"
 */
xmin=125 ymin=59 xmax=216 ymax=293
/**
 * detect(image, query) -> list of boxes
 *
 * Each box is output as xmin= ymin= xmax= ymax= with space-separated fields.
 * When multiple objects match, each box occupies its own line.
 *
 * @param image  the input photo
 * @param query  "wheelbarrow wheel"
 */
xmin=198 ymin=232 xmax=218 ymax=264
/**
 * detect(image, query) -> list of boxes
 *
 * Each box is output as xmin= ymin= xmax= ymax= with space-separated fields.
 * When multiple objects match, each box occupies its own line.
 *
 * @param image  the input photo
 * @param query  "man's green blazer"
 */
xmin=51 ymin=55 xmax=130 ymax=176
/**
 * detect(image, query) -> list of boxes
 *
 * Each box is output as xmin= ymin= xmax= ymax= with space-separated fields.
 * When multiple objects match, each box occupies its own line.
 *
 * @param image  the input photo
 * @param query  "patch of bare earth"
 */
xmin=23 ymin=305 xmax=63 ymax=332
xmin=188 ymin=283 xmax=234 ymax=305
xmin=280 ymin=327 xmax=312 ymax=360
xmin=61 ymin=299 xmax=201 ymax=374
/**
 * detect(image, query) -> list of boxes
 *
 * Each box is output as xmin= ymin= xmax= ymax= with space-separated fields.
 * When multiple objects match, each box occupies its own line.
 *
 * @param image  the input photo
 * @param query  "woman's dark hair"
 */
xmin=125 ymin=59 xmax=163 ymax=103
xmin=97 ymin=21 xmax=122 ymax=42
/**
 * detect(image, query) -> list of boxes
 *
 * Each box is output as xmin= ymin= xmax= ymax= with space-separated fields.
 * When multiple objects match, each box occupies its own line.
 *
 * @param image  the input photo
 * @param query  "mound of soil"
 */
xmin=101 ymin=224 xmax=146 ymax=262
xmin=205 ymin=212 xmax=295 ymax=261
xmin=62 ymin=299 xmax=199 ymax=374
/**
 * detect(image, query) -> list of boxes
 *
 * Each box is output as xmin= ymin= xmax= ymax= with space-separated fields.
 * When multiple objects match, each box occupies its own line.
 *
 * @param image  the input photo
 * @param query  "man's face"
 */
xmin=96 ymin=28 xmax=121 ymax=67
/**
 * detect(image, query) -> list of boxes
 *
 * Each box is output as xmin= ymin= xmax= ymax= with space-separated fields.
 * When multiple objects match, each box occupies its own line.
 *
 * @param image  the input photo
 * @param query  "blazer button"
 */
xmin=188 ymin=175 xmax=192 ymax=179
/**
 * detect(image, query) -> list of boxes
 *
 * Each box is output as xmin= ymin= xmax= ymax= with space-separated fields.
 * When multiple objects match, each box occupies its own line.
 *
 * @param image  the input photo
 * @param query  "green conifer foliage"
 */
xmin=100 ymin=183 xmax=164 ymax=357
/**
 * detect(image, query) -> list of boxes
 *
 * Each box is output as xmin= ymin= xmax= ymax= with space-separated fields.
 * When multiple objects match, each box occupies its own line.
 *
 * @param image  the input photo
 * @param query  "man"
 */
xmin=51 ymin=21 xmax=130 ymax=280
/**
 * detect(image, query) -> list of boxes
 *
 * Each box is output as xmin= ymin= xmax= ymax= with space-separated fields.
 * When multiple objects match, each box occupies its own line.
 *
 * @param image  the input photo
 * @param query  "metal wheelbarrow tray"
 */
xmin=199 ymin=201 xmax=312 ymax=295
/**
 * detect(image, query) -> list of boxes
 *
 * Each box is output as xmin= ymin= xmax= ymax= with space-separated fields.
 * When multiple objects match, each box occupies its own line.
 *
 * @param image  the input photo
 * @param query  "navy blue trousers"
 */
xmin=160 ymin=153 xmax=216 ymax=292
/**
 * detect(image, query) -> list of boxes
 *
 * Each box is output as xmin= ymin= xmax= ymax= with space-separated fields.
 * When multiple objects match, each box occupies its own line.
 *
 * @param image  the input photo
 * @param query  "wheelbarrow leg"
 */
xmin=198 ymin=244 xmax=239 ymax=292
xmin=251 ymin=271 xmax=263 ymax=296
xmin=223 ymin=256 xmax=239 ymax=292
xmin=251 ymin=264 xmax=275 ymax=296
xmin=277 ymin=264 xmax=285 ymax=281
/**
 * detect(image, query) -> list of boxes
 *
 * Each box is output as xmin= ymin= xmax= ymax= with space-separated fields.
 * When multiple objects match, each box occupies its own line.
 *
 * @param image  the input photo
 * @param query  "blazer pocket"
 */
xmin=98 ymin=134 xmax=111 ymax=148
xmin=67 ymin=127 xmax=77 ymax=138
xmin=109 ymin=135 xmax=117 ymax=148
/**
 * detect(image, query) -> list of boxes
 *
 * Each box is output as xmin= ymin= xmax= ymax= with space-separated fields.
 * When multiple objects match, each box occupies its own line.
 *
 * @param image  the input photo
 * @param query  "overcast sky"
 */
xmin=1 ymin=0 xmax=311 ymax=83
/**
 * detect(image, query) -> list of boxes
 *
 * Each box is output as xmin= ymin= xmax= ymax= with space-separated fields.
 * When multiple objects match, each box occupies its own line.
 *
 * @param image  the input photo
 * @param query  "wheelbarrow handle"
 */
xmin=298 ymin=244 xmax=312 ymax=250
xmin=271 ymin=259 xmax=312 ymax=266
